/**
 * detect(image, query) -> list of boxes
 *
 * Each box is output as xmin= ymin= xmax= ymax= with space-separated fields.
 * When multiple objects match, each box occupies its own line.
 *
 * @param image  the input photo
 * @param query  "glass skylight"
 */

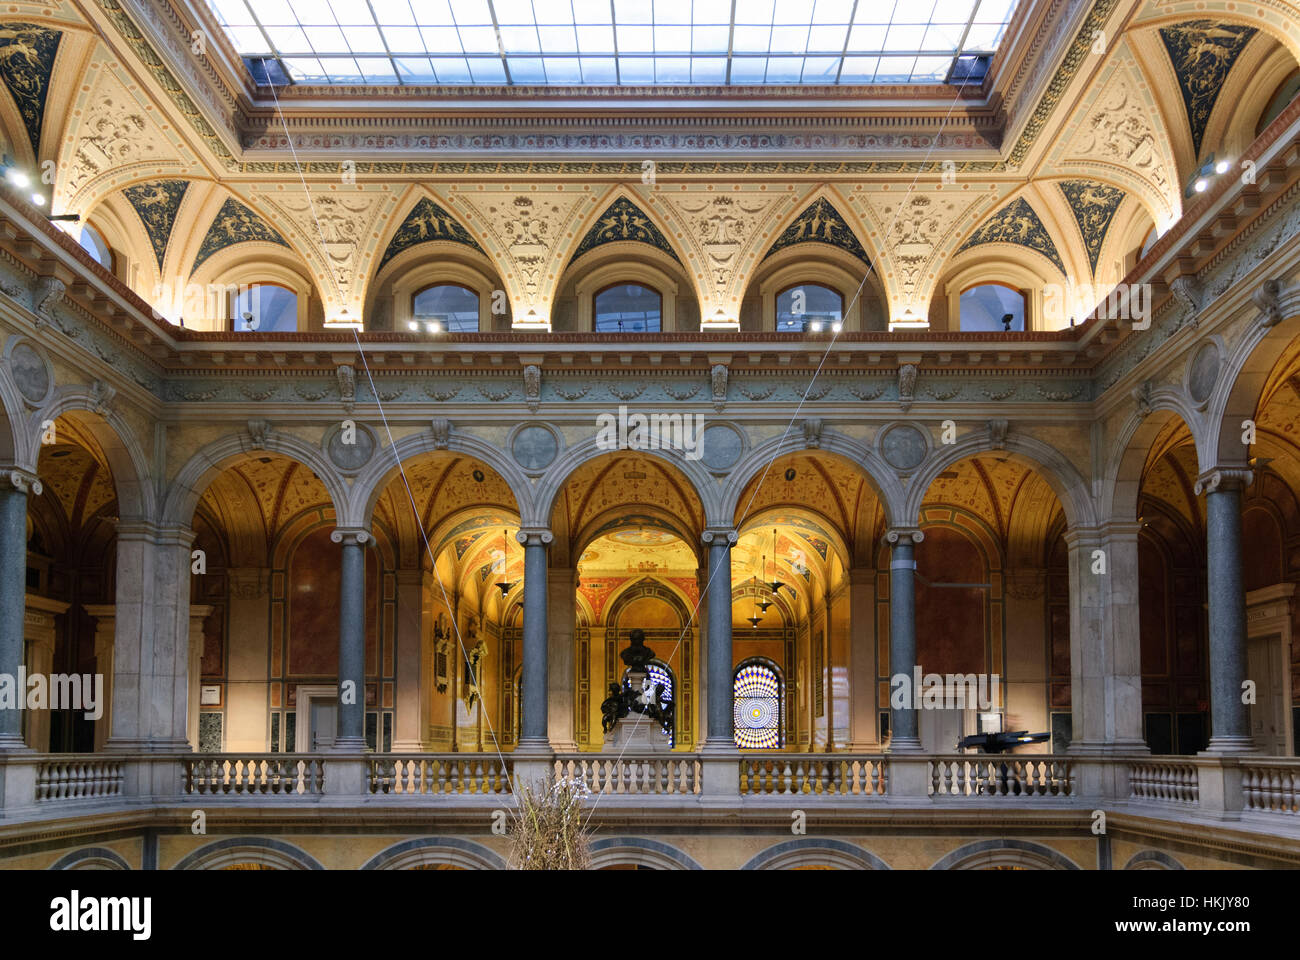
xmin=203 ymin=0 xmax=1020 ymax=86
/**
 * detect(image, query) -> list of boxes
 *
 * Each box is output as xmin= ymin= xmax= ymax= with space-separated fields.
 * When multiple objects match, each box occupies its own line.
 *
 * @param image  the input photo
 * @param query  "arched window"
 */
xmin=622 ymin=658 xmax=674 ymax=747
xmin=959 ymin=283 xmax=1026 ymax=332
xmin=412 ymin=283 xmax=479 ymax=333
xmin=594 ymin=283 xmax=661 ymax=332
xmin=776 ymin=283 xmax=842 ymax=332
xmin=77 ymin=223 xmax=114 ymax=272
xmin=1137 ymin=227 xmax=1158 ymax=262
xmin=1257 ymin=69 xmax=1300 ymax=137
xmin=734 ymin=659 xmax=782 ymax=749
xmin=232 ymin=283 xmax=298 ymax=332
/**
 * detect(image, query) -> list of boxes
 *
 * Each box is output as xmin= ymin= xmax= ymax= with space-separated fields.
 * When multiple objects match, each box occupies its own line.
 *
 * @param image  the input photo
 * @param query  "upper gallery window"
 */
xmin=205 ymin=0 xmax=1021 ymax=87
xmin=776 ymin=283 xmax=843 ymax=332
xmin=959 ymin=282 xmax=1026 ymax=332
xmin=232 ymin=283 xmax=298 ymax=332
xmin=77 ymin=223 xmax=114 ymax=272
xmin=594 ymin=283 xmax=661 ymax=332
xmin=412 ymin=283 xmax=480 ymax=332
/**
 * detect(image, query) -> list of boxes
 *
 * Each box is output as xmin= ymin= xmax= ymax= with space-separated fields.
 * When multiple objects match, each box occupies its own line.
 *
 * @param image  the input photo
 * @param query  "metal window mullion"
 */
xmin=943 ymin=1 xmax=979 ymax=84
xmin=241 ymin=0 xmax=290 ymax=84
xmin=485 ymin=0 xmax=513 ymax=85
xmin=609 ymin=0 xmax=621 ymax=85
xmin=833 ymin=0 xmax=859 ymax=84
xmin=725 ymin=0 xmax=736 ymax=84
xmin=363 ymin=0 xmax=400 ymax=85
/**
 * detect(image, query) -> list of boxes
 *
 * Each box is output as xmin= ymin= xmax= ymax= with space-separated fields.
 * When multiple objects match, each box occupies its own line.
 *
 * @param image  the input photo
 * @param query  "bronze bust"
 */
xmin=619 ymin=628 xmax=656 ymax=670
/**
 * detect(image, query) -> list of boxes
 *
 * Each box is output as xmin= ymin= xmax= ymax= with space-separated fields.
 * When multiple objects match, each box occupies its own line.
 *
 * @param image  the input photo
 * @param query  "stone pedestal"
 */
xmin=603 ymin=712 xmax=673 ymax=753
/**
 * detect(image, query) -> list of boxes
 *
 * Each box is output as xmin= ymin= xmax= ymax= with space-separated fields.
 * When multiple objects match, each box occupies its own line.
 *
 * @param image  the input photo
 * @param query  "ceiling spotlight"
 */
xmin=1194 ymin=179 xmax=1208 ymax=193
xmin=809 ymin=320 xmax=823 ymax=332
xmin=831 ymin=321 xmax=843 ymax=333
xmin=1215 ymin=160 xmax=1231 ymax=175
xmin=424 ymin=320 xmax=442 ymax=333
xmin=7 ymin=170 xmax=29 ymax=188
xmin=31 ymin=193 xmax=45 ymax=205
xmin=407 ymin=321 xmax=419 ymax=332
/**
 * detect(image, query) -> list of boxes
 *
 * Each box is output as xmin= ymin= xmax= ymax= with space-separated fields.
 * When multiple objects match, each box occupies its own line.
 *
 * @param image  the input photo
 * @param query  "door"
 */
xmin=1247 ymin=634 xmax=1285 ymax=755
xmin=309 ymin=697 xmax=338 ymax=751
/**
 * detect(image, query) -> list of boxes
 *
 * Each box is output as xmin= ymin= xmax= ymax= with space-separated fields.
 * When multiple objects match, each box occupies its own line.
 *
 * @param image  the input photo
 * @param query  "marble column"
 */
xmin=1196 ymin=468 xmax=1256 ymax=753
xmin=1066 ymin=524 xmax=1147 ymax=753
xmin=84 ymin=605 xmax=116 ymax=753
xmin=392 ymin=568 xmax=423 ymax=751
xmin=701 ymin=527 xmax=737 ymax=748
xmin=186 ymin=605 xmax=213 ymax=750
xmin=331 ymin=528 xmax=369 ymax=751
xmin=0 ymin=471 xmax=37 ymax=751
xmin=106 ymin=522 xmax=195 ymax=751
xmin=886 ymin=529 xmax=923 ymax=753
xmin=847 ymin=565 xmax=879 ymax=750
xmin=516 ymin=528 xmax=552 ymax=752
xmin=223 ymin=568 xmax=269 ymax=752
xmin=548 ymin=566 xmax=577 ymax=752
xmin=23 ymin=594 xmax=69 ymax=751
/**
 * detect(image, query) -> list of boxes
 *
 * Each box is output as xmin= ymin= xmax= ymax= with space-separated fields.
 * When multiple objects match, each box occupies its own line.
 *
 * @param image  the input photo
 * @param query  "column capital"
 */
xmin=516 ymin=526 xmax=553 ymax=546
xmin=701 ymin=527 xmax=738 ymax=547
xmin=4 ymin=468 xmax=40 ymax=495
xmin=115 ymin=520 xmax=195 ymax=547
xmin=884 ymin=528 xmax=924 ymax=546
xmin=1195 ymin=467 xmax=1254 ymax=496
xmin=1062 ymin=521 xmax=1143 ymax=547
xmin=330 ymin=527 xmax=372 ymax=546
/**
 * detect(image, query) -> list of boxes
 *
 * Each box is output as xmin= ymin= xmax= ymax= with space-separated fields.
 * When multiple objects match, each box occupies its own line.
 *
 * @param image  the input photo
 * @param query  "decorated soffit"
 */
xmin=1140 ymin=443 xmax=1203 ymax=529
xmin=191 ymin=196 xmax=289 ymax=273
xmin=0 ymin=22 xmax=61 ymax=157
xmin=733 ymin=454 xmax=876 ymax=538
xmin=957 ymin=196 xmax=1066 ymax=275
xmin=378 ymin=196 xmax=485 ymax=271
xmin=123 ymin=179 xmax=189 ymax=270
xmin=559 ymin=455 xmax=704 ymax=540
xmin=390 ymin=457 xmax=518 ymax=534
xmin=577 ymin=530 xmax=697 ymax=578
xmin=199 ymin=458 xmax=333 ymax=542
xmin=568 ymin=194 xmax=680 ymax=266
xmin=920 ymin=456 xmax=1038 ymax=541
xmin=762 ymin=196 xmax=870 ymax=267
xmin=37 ymin=443 xmax=116 ymax=531
xmin=1058 ymin=180 xmax=1127 ymax=276
xmin=1158 ymin=20 xmax=1258 ymax=159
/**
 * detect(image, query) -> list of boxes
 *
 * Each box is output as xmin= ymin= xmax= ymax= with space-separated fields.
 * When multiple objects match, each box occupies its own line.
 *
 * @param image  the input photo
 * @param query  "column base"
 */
xmin=1202 ymin=736 xmax=1258 ymax=755
xmin=328 ymin=737 xmax=369 ymax=753
xmin=1067 ymin=738 xmax=1151 ymax=756
xmin=699 ymin=740 xmax=740 ymax=796
xmin=0 ymin=734 xmax=33 ymax=754
xmin=511 ymin=739 xmax=556 ymax=791
xmin=887 ymin=736 xmax=924 ymax=754
xmin=103 ymin=736 xmax=192 ymax=753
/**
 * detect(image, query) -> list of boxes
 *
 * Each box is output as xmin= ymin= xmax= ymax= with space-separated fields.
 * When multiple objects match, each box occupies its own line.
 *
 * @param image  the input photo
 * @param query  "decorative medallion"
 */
xmin=763 ymin=196 xmax=871 ymax=266
xmin=378 ymin=196 xmax=484 ymax=271
xmin=1159 ymin=21 xmax=1257 ymax=158
xmin=324 ymin=421 xmax=376 ymax=473
xmin=191 ymin=198 xmax=289 ymax=273
xmin=7 ymin=340 xmax=50 ymax=404
xmin=1058 ymin=180 xmax=1126 ymax=276
xmin=878 ymin=423 xmax=928 ymax=472
xmin=0 ymin=23 xmax=61 ymax=158
xmin=1186 ymin=341 xmax=1220 ymax=406
xmin=510 ymin=424 xmax=558 ymax=472
xmin=700 ymin=422 xmax=744 ymax=473
xmin=958 ymin=197 xmax=1065 ymax=274
xmin=123 ymin=180 xmax=190 ymax=271
xmin=570 ymin=194 xmax=680 ymax=265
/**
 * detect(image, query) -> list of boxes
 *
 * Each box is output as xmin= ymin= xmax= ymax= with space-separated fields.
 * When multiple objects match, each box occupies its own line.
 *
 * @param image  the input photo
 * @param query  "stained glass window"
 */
xmin=734 ymin=661 xmax=781 ymax=749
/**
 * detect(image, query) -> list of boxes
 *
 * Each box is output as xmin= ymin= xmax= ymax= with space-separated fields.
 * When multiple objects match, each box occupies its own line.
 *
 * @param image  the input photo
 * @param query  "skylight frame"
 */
xmin=203 ymin=0 xmax=1020 ymax=87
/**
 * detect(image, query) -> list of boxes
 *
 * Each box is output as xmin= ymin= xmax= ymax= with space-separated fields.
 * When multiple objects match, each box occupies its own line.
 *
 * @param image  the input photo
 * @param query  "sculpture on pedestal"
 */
xmin=600 ymin=629 xmax=674 ymax=739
